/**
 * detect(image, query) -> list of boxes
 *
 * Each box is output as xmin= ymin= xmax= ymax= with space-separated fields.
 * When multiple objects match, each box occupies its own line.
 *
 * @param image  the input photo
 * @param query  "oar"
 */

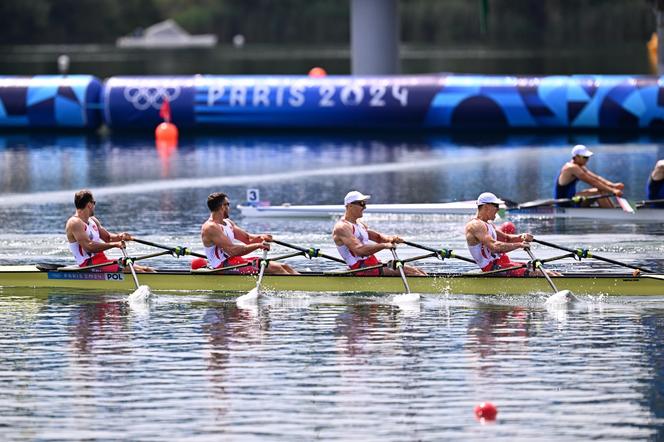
xmin=615 ymin=197 xmax=635 ymax=214
xmin=121 ymin=247 xmax=151 ymax=303
xmin=390 ymin=248 xmax=419 ymax=303
xmin=271 ymin=239 xmax=346 ymax=264
xmin=403 ymin=240 xmax=476 ymax=265
xmin=133 ymin=238 xmax=207 ymax=259
xmin=236 ymin=249 xmax=269 ymax=305
xmin=533 ymin=238 xmax=654 ymax=273
xmin=524 ymin=247 xmax=574 ymax=304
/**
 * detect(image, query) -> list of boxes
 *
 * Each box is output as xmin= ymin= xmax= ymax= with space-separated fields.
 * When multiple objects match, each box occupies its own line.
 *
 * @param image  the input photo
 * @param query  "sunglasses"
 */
xmin=351 ymin=201 xmax=367 ymax=208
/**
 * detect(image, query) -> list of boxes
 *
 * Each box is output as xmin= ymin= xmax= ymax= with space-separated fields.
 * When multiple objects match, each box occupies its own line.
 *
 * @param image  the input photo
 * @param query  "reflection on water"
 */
xmin=1 ymin=131 xmax=663 ymax=204
xmin=0 ymin=291 xmax=662 ymax=440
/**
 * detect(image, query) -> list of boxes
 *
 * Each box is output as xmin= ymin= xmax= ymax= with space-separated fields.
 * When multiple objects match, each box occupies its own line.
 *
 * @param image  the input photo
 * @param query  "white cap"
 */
xmin=476 ymin=192 xmax=503 ymax=206
xmin=344 ymin=190 xmax=371 ymax=206
xmin=571 ymin=144 xmax=593 ymax=157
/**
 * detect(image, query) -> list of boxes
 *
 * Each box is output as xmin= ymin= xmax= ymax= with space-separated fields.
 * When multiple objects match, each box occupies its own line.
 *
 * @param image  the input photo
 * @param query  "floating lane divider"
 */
xmin=100 ymin=74 xmax=664 ymax=131
xmin=3 ymin=74 xmax=664 ymax=130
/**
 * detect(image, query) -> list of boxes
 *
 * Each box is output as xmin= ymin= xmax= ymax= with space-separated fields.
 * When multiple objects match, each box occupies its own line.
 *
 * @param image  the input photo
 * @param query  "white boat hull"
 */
xmin=237 ymin=202 xmax=662 ymax=221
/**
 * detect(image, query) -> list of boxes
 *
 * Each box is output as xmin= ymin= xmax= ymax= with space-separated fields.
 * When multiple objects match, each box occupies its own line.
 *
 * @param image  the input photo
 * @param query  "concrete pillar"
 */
xmin=351 ymin=0 xmax=400 ymax=75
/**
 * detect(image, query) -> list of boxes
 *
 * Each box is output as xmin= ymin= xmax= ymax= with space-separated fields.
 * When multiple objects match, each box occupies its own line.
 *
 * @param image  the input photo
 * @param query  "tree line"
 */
xmin=0 ymin=0 xmax=654 ymax=47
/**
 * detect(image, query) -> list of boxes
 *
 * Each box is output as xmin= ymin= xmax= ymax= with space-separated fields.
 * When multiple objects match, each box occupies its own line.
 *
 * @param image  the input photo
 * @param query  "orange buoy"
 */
xmin=308 ymin=66 xmax=327 ymax=77
xmin=474 ymin=402 xmax=498 ymax=420
xmin=155 ymin=122 xmax=178 ymax=144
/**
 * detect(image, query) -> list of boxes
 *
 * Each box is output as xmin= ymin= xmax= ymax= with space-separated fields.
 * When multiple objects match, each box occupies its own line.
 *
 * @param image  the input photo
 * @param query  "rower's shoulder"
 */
xmin=332 ymin=218 xmax=352 ymax=233
xmin=65 ymin=215 xmax=84 ymax=229
xmin=465 ymin=218 xmax=485 ymax=232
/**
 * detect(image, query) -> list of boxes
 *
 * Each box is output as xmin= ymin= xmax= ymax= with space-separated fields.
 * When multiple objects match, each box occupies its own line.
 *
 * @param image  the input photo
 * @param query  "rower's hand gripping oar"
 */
xmin=121 ymin=246 xmax=151 ymax=303
xmin=533 ymin=238 xmax=654 ymax=274
xmin=390 ymin=247 xmax=419 ymax=304
xmin=236 ymin=248 xmax=269 ymax=306
xmin=524 ymin=247 xmax=575 ymax=305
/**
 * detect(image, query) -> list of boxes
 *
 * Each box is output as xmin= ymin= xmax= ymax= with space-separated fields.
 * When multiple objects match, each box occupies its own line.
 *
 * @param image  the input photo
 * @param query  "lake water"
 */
xmin=0 ymin=132 xmax=663 ymax=440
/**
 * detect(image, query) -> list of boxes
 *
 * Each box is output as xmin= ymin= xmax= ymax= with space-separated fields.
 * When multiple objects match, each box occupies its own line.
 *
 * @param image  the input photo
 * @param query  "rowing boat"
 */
xmin=1 ymin=265 xmax=661 ymax=296
xmin=237 ymin=202 xmax=663 ymax=221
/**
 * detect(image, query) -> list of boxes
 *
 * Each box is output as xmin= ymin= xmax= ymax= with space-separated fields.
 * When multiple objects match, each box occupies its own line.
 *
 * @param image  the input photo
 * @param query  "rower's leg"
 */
xmin=266 ymin=262 xmax=298 ymax=275
xmin=404 ymin=265 xmax=427 ymax=276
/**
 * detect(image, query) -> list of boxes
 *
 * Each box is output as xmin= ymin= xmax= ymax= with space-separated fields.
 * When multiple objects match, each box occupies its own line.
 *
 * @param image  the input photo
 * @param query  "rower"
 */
xmin=465 ymin=192 xmax=559 ymax=277
xmin=555 ymin=144 xmax=624 ymax=208
xmin=647 ymin=160 xmax=664 ymax=207
xmin=199 ymin=192 xmax=298 ymax=274
xmin=65 ymin=190 xmax=154 ymax=273
xmin=332 ymin=191 xmax=427 ymax=276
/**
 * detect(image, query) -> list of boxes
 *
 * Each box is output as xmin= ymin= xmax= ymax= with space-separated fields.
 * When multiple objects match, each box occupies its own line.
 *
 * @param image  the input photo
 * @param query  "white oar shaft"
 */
xmin=121 ymin=247 xmax=140 ymax=289
xmin=525 ymin=248 xmax=559 ymax=293
xmin=391 ymin=249 xmax=411 ymax=294
xmin=255 ymin=249 xmax=269 ymax=291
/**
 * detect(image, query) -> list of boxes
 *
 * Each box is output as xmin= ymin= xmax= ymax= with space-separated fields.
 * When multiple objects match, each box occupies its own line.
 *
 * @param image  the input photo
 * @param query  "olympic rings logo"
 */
xmin=123 ymin=86 xmax=181 ymax=110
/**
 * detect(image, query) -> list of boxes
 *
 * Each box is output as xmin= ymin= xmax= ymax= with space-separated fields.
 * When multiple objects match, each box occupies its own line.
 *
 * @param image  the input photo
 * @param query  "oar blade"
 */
xmin=616 ymin=197 xmax=635 ymax=214
xmin=128 ymin=284 xmax=152 ymax=304
xmin=236 ymin=286 xmax=259 ymax=305
xmin=545 ymin=289 xmax=578 ymax=307
xmin=392 ymin=292 xmax=420 ymax=304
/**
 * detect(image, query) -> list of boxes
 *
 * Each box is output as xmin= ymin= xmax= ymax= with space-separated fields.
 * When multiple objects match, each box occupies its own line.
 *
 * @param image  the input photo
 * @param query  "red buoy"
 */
xmin=474 ymin=402 xmax=498 ymax=420
xmin=308 ymin=66 xmax=327 ymax=77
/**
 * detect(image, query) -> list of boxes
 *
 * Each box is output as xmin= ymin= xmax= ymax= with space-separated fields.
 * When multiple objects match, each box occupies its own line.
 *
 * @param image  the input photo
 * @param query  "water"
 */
xmin=0 ymin=43 xmax=652 ymax=77
xmin=0 ymin=132 xmax=663 ymax=440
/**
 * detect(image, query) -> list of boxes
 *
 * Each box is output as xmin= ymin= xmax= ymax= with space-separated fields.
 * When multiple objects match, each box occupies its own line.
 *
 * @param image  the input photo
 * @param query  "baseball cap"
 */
xmin=344 ymin=191 xmax=371 ymax=206
xmin=476 ymin=192 xmax=503 ymax=206
xmin=571 ymin=144 xmax=593 ymax=157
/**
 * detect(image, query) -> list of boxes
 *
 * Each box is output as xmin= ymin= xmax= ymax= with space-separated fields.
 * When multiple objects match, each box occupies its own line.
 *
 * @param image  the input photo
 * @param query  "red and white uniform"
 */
xmin=68 ymin=218 xmax=102 ymax=264
xmin=468 ymin=219 xmax=527 ymax=277
xmin=336 ymin=220 xmax=372 ymax=266
xmin=68 ymin=218 xmax=118 ymax=272
xmin=467 ymin=220 xmax=500 ymax=269
xmin=336 ymin=220 xmax=382 ymax=276
xmin=204 ymin=222 xmax=234 ymax=268
xmin=203 ymin=221 xmax=258 ymax=274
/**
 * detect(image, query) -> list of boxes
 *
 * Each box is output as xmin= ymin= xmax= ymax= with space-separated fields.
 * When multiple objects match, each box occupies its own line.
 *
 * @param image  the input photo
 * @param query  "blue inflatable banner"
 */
xmin=102 ymin=74 xmax=664 ymax=130
xmin=3 ymin=74 xmax=664 ymax=130
xmin=0 ymin=75 xmax=102 ymax=129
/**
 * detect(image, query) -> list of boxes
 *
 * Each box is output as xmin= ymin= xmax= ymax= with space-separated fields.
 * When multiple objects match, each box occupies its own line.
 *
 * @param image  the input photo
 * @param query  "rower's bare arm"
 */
xmin=207 ymin=223 xmax=264 ymax=257
xmin=496 ymin=230 xmax=532 ymax=243
xmin=584 ymin=169 xmax=622 ymax=188
xmin=468 ymin=220 xmax=525 ymax=254
xmin=334 ymin=223 xmax=389 ymax=256
xmin=92 ymin=218 xmax=131 ymax=243
xmin=573 ymin=167 xmax=619 ymax=193
xmin=67 ymin=219 xmax=121 ymax=253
